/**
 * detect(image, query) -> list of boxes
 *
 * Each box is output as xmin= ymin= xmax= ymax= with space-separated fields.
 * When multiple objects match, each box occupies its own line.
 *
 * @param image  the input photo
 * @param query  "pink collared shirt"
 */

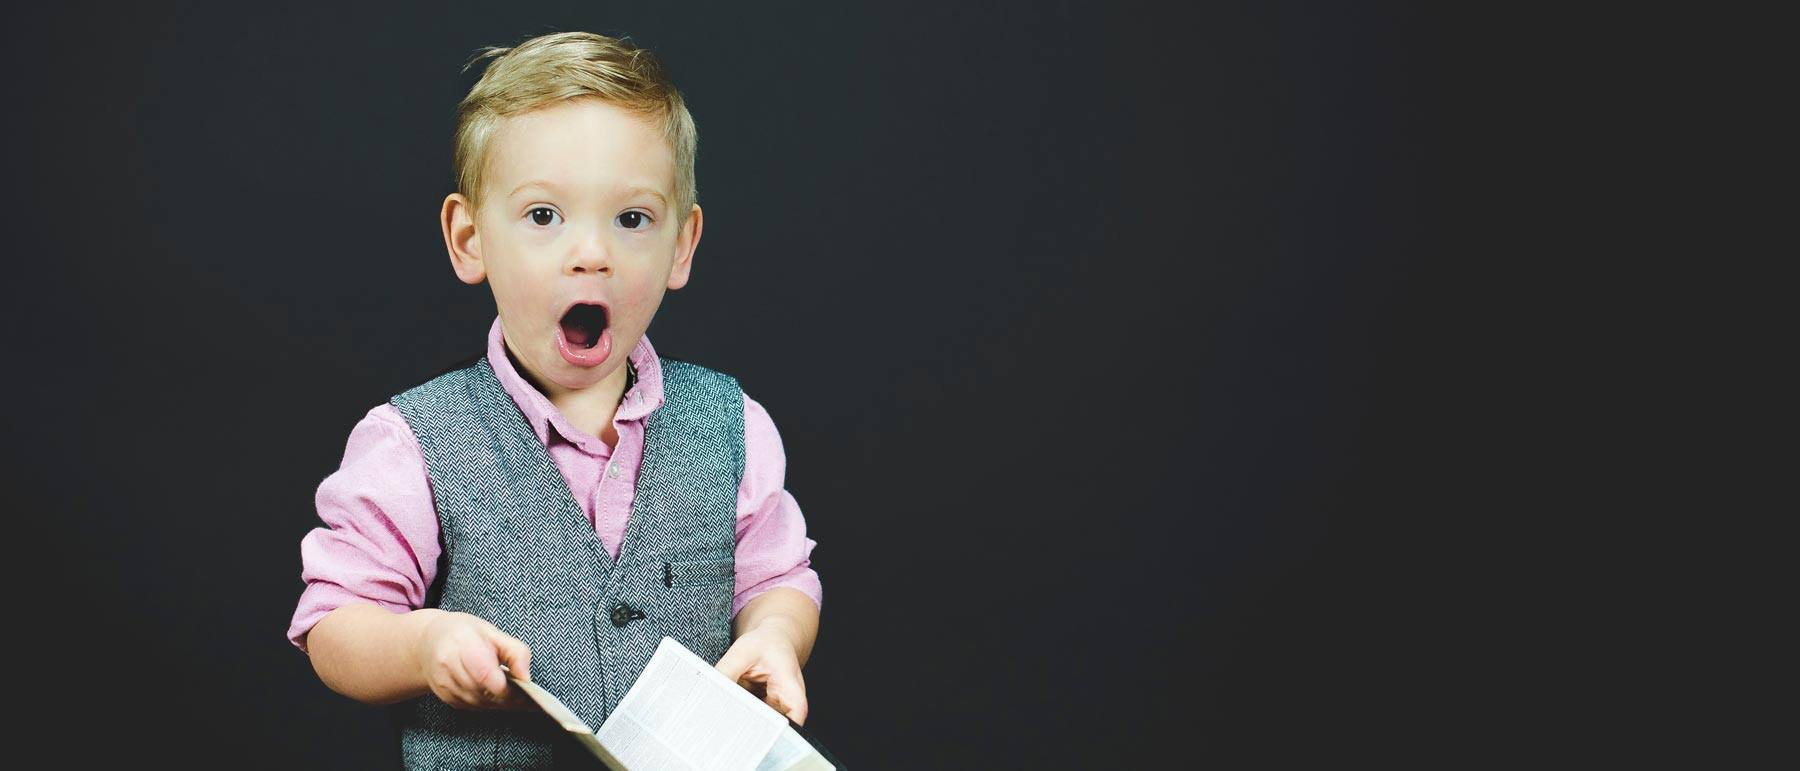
xmin=287 ymin=317 xmax=821 ymax=652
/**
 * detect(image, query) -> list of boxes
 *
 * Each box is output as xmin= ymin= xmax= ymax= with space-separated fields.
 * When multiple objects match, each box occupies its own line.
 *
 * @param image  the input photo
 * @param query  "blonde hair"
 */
xmin=454 ymin=31 xmax=698 ymax=221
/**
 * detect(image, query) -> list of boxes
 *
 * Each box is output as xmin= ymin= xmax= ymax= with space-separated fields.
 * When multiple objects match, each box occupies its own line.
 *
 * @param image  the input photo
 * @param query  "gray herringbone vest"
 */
xmin=388 ymin=354 xmax=744 ymax=770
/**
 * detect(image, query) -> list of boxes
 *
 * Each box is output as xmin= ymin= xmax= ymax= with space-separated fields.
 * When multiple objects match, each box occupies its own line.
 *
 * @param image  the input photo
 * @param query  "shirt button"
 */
xmin=607 ymin=462 xmax=620 ymax=479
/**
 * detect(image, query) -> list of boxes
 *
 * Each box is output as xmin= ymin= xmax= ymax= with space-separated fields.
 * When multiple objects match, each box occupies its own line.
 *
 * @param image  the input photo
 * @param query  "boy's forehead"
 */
xmin=485 ymin=99 xmax=675 ymax=200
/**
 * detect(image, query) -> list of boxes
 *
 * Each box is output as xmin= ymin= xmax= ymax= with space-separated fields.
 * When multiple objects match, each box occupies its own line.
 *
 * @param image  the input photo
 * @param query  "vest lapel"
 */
xmin=471 ymin=357 xmax=613 ymax=580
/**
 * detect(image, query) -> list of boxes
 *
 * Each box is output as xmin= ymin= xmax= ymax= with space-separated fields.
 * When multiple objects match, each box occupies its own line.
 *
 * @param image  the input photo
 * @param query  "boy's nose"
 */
xmin=565 ymin=232 xmax=610 ymax=275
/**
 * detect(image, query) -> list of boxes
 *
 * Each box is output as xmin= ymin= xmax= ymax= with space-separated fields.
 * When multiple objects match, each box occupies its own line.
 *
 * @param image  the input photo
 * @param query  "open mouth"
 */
xmin=559 ymin=303 xmax=609 ymax=349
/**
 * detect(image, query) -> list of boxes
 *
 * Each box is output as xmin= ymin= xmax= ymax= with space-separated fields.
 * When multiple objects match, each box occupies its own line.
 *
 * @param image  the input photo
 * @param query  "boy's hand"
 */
xmin=416 ymin=610 xmax=533 ymax=710
xmin=715 ymin=626 xmax=808 ymax=725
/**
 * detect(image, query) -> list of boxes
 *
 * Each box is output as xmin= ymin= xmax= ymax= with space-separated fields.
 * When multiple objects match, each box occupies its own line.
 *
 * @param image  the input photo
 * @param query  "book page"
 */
xmin=508 ymin=674 xmax=629 ymax=771
xmin=512 ymin=676 xmax=593 ymax=735
xmin=597 ymin=637 xmax=788 ymax=771
xmin=754 ymin=726 xmax=834 ymax=771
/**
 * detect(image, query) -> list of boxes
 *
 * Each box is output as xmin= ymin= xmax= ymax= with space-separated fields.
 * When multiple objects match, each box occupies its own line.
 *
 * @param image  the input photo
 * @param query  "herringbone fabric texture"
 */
xmin=388 ymin=355 xmax=744 ymax=769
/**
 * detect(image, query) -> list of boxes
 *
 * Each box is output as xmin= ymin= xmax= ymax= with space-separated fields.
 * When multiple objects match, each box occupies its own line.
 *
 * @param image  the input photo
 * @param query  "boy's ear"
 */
xmin=442 ymin=193 xmax=486 ymax=285
xmin=667 ymin=203 xmax=703 ymax=291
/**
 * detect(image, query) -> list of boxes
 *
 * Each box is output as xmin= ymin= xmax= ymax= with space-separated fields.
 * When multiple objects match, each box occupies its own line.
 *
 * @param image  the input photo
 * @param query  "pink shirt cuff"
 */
xmin=287 ymin=582 xmax=411 ymax=653
xmin=732 ymin=563 xmax=824 ymax=618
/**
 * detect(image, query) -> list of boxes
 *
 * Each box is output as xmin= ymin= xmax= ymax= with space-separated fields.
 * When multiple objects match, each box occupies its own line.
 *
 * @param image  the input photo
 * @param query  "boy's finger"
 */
xmin=459 ymin=640 xmax=509 ymax=703
xmin=486 ymin=628 xmax=533 ymax=683
xmin=439 ymin=646 xmax=483 ymax=708
xmin=765 ymin=672 xmax=809 ymax=726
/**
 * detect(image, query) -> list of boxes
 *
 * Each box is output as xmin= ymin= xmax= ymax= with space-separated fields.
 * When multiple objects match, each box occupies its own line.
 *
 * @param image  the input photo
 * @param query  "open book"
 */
xmin=509 ymin=636 xmax=834 ymax=771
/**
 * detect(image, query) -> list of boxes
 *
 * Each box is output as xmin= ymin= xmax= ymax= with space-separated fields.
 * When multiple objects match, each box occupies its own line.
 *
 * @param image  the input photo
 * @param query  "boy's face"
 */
xmin=441 ymin=97 xmax=701 ymax=396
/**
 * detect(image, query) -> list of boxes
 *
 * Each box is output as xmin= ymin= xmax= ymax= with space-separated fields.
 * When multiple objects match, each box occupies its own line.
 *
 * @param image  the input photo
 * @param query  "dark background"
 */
xmin=4 ymin=0 xmax=1525 ymax=766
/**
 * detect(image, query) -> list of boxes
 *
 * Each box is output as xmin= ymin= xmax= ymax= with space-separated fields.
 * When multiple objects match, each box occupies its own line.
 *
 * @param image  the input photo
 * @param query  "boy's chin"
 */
xmin=547 ymin=349 xmax=616 ymax=380
xmin=537 ymin=360 xmax=622 ymax=395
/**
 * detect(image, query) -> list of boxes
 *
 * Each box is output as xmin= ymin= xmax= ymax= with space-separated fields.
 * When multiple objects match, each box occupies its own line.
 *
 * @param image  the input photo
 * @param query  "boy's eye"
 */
xmin=617 ymin=211 xmax=651 ymax=230
xmin=528 ymin=207 xmax=561 ymax=227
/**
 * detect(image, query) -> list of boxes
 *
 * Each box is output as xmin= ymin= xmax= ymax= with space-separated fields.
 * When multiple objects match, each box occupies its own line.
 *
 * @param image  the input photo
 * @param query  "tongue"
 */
xmin=563 ymin=320 xmax=596 ymax=348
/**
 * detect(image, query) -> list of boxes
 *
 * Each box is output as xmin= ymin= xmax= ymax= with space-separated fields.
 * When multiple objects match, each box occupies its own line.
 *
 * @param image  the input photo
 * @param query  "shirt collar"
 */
xmin=485 ymin=315 xmax=667 ymax=451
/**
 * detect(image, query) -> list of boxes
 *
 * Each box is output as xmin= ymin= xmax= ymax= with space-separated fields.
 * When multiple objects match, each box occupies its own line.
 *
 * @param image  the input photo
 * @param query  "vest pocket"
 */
xmin=654 ymin=557 xmax=734 ymax=664
xmin=664 ymin=556 xmax=734 ymax=588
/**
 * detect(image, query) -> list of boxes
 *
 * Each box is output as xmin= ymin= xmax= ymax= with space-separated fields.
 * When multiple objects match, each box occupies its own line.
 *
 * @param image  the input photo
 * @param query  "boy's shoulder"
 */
xmin=389 ymin=350 xmax=488 ymax=402
xmin=657 ymin=354 xmax=742 ymax=389
xmin=650 ymin=356 xmax=747 ymax=426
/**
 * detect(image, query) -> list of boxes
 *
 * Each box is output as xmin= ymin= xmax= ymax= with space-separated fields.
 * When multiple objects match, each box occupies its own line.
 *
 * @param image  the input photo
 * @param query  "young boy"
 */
xmin=287 ymin=32 xmax=822 ymax=768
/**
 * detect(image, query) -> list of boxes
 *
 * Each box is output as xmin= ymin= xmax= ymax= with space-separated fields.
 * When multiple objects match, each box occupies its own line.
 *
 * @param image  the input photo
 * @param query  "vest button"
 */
xmin=610 ymin=601 xmax=644 ymax=627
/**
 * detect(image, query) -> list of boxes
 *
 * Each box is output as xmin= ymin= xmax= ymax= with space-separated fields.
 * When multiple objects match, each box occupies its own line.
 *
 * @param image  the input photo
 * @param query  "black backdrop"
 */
xmin=5 ymin=1 xmax=1500 ymax=766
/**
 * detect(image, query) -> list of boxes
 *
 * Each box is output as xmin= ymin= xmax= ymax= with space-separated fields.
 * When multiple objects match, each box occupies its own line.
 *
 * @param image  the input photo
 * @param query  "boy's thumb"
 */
xmin=714 ymin=643 xmax=753 ymax=683
xmin=487 ymin=629 xmax=532 ymax=683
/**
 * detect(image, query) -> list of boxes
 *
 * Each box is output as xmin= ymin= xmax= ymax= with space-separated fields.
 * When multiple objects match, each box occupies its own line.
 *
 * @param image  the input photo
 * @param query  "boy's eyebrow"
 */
xmin=623 ymin=186 xmax=668 ymax=205
xmin=508 ymin=179 xmax=668 ymax=206
xmin=509 ymin=179 xmax=566 ymax=199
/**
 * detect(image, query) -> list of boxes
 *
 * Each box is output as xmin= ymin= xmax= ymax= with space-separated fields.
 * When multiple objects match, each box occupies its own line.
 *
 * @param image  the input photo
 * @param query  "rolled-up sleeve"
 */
xmin=287 ymin=404 xmax=443 ymax=653
xmin=732 ymin=393 xmax=823 ymax=618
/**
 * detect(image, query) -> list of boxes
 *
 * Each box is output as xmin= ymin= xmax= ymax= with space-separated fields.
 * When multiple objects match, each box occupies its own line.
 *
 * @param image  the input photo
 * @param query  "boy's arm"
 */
xmin=733 ymin=586 xmax=821 ymax=667
xmin=308 ymin=603 xmax=532 ymax=709
xmin=308 ymin=603 xmax=443 ymax=704
xmin=715 ymin=394 xmax=823 ymax=724
xmin=292 ymin=405 xmax=529 ymax=710
xmin=729 ymin=394 xmax=823 ymax=620
xmin=718 ymin=587 xmax=819 ymax=725
xmin=289 ymin=405 xmax=441 ymax=653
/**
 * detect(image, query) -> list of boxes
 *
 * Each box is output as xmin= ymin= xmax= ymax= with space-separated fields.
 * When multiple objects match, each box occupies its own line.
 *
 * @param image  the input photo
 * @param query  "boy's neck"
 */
xmin=503 ymin=341 xmax=634 ymax=449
